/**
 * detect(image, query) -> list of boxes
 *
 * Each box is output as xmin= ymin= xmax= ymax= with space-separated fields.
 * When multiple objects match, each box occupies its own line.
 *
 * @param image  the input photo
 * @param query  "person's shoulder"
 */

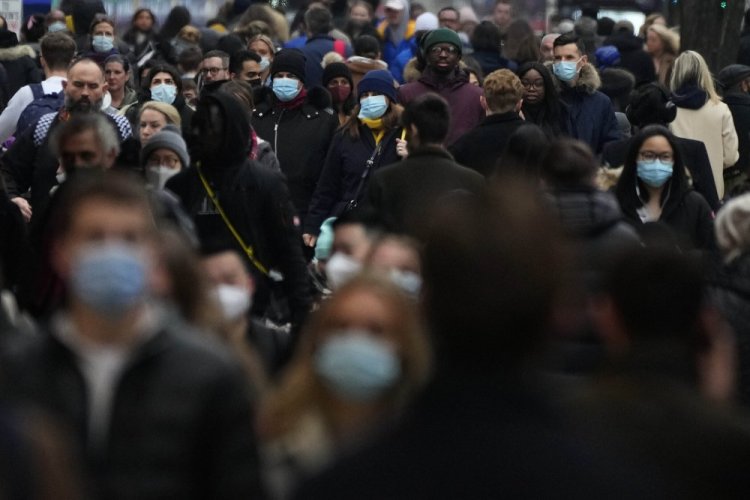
xmin=156 ymin=321 xmax=243 ymax=376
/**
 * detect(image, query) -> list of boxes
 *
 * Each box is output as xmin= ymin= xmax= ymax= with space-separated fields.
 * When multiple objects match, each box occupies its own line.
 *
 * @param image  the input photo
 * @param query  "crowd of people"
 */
xmin=1 ymin=0 xmax=750 ymax=498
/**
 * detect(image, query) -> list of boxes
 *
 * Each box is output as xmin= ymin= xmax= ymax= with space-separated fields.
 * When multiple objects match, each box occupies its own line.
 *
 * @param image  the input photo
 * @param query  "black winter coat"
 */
xmin=618 ymin=187 xmax=714 ymax=251
xmin=0 ymin=318 xmax=263 ymax=499
xmin=449 ymin=111 xmax=525 ymax=177
xmin=366 ymin=146 xmax=485 ymax=239
xmin=738 ymin=30 xmax=750 ymax=66
xmin=0 ymin=45 xmax=41 ymax=99
xmin=168 ymin=91 xmax=311 ymax=329
xmin=304 ymin=124 xmax=400 ymax=235
xmin=253 ymin=87 xmax=339 ymax=222
xmin=723 ymin=91 xmax=750 ymax=174
xmin=603 ymin=32 xmax=656 ymax=86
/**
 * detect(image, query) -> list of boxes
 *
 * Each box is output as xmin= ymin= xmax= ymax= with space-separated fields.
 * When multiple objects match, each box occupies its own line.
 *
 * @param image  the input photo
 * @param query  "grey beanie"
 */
xmin=140 ymin=125 xmax=190 ymax=168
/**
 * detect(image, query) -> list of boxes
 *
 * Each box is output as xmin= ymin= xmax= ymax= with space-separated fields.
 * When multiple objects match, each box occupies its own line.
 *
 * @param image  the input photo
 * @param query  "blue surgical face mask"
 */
xmin=358 ymin=95 xmax=388 ymax=120
xmin=259 ymin=56 xmax=270 ymax=72
xmin=272 ymin=77 xmax=301 ymax=102
xmin=325 ymin=252 xmax=362 ymax=290
xmin=553 ymin=59 xmax=581 ymax=82
xmin=48 ymin=21 xmax=67 ymax=33
xmin=637 ymin=159 xmax=674 ymax=188
xmin=92 ymin=35 xmax=114 ymax=53
xmin=70 ymin=242 xmax=147 ymax=317
xmin=389 ymin=269 xmax=422 ymax=298
xmin=150 ymin=83 xmax=177 ymax=104
xmin=314 ymin=330 xmax=401 ymax=401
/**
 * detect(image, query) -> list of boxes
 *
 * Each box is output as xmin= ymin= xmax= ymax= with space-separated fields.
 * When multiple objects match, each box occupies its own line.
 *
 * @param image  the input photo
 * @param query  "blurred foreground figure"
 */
xmin=577 ymin=247 xmax=750 ymax=498
xmin=296 ymin=181 xmax=655 ymax=498
xmin=1 ymin=173 xmax=263 ymax=499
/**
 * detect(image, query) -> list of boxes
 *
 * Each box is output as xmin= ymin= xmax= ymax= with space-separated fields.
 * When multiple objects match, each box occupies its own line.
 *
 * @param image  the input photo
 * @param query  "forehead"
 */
xmin=61 ymin=130 xmax=101 ymax=153
xmin=141 ymin=109 xmax=166 ymax=122
xmin=439 ymin=10 xmax=458 ymax=19
xmin=522 ymin=68 xmax=542 ymax=80
xmin=203 ymin=57 xmax=224 ymax=67
xmin=640 ymin=135 xmax=672 ymax=151
xmin=69 ymin=62 xmax=104 ymax=81
xmin=93 ymin=22 xmax=114 ymax=32
xmin=150 ymin=147 xmax=179 ymax=158
xmin=105 ymin=61 xmax=125 ymax=71
xmin=67 ymin=197 xmax=151 ymax=238
xmin=553 ymin=43 xmax=580 ymax=56
xmin=242 ymin=59 xmax=261 ymax=70
xmin=202 ymin=251 xmax=247 ymax=278
xmin=325 ymin=288 xmax=396 ymax=331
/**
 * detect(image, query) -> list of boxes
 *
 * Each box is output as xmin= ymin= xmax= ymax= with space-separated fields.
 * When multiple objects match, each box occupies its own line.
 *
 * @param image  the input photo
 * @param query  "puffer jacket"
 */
xmin=253 ymin=86 xmax=339 ymax=222
xmin=0 ymin=45 xmax=41 ymax=98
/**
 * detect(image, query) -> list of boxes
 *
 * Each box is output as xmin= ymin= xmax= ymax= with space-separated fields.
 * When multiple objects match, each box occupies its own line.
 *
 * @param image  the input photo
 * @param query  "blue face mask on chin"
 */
xmin=92 ymin=35 xmax=114 ymax=53
xmin=358 ymin=95 xmax=388 ymax=120
xmin=272 ymin=77 xmax=301 ymax=102
xmin=151 ymin=83 xmax=177 ymax=104
xmin=553 ymin=59 xmax=580 ymax=82
xmin=637 ymin=159 xmax=674 ymax=188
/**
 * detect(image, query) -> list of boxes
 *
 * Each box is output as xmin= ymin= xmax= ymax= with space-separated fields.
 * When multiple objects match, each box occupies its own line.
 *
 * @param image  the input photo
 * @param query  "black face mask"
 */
xmin=246 ymin=78 xmax=262 ymax=88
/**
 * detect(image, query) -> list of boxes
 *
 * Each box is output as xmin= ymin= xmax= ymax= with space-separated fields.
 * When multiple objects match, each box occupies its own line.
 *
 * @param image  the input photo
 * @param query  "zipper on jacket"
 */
xmin=273 ymin=109 xmax=285 ymax=153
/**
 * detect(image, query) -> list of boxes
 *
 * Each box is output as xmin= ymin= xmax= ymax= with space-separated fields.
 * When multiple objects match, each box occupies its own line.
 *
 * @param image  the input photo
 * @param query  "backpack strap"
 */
xmin=29 ymin=83 xmax=44 ymax=100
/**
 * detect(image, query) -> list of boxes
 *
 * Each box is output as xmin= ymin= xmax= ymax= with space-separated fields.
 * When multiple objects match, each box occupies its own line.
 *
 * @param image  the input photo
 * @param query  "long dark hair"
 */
xmin=615 ymin=125 xmax=688 ymax=213
xmin=517 ymin=62 xmax=564 ymax=137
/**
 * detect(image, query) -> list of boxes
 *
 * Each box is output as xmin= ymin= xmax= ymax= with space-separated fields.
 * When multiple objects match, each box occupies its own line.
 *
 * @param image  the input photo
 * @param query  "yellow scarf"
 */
xmin=361 ymin=117 xmax=385 ymax=144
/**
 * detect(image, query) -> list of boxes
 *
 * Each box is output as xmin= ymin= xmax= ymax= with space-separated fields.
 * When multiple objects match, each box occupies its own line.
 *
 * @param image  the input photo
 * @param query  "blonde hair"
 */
xmin=639 ymin=12 xmax=666 ymax=38
xmin=139 ymin=101 xmax=181 ymax=127
xmin=483 ymin=69 xmax=524 ymax=113
xmin=670 ymin=50 xmax=720 ymax=103
xmin=258 ymin=274 xmax=431 ymax=438
xmin=648 ymin=24 xmax=679 ymax=55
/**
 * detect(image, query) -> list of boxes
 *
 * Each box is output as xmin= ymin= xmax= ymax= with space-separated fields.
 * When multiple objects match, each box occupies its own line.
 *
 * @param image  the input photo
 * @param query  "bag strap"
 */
xmin=349 ymin=142 xmax=383 ymax=206
xmin=29 ymin=83 xmax=43 ymax=100
xmin=196 ymin=164 xmax=270 ymax=276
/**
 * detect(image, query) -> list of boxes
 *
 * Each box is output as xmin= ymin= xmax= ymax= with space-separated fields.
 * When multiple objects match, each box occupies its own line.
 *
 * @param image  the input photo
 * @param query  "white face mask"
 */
xmin=146 ymin=165 xmax=179 ymax=190
xmin=326 ymin=252 xmax=362 ymax=290
xmin=214 ymin=284 xmax=252 ymax=321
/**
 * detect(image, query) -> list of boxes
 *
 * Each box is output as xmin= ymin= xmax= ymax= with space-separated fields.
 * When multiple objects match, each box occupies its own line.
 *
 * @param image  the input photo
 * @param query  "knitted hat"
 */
xmin=0 ymin=29 xmax=18 ymax=48
xmin=315 ymin=217 xmax=337 ymax=260
xmin=595 ymin=45 xmax=621 ymax=70
xmin=421 ymin=28 xmax=462 ymax=54
xmin=322 ymin=62 xmax=353 ymax=87
xmin=415 ymin=12 xmax=438 ymax=32
xmin=358 ymin=69 xmax=398 ymax=102
xmin=716 ymin=193 xmax=750 ymax=262
xmin=270 ymin=48 xmax=306 ymax=83
xmin=718 ymin=64 xmax=750 ymax=90
xmin=140 ymin=125 xmax=190 ymax=169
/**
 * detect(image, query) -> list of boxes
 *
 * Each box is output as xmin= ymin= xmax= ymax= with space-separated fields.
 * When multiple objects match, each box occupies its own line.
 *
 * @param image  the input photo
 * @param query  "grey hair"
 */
xmin=50 ymin=112 xmax=120 ymax=159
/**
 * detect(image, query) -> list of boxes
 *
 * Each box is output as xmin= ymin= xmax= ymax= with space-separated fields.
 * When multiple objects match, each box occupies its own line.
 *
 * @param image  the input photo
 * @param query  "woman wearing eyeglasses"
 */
xmin=517 ymin=61 xmax=569 ymax=138
xmin=615 ymin=125 xmax=714 ymax=250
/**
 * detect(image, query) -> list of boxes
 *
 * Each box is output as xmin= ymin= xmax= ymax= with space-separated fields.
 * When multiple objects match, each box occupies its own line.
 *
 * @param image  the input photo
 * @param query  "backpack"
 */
xmin=16 ymin=84 xmax=64 ymax=136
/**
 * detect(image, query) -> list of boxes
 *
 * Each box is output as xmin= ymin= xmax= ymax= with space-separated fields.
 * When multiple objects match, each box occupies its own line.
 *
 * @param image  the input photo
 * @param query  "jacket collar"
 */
xmin=481 ymin=111 xmax=523 ymax=126
xmin=407 ymin=144 xmax=454 ymax=161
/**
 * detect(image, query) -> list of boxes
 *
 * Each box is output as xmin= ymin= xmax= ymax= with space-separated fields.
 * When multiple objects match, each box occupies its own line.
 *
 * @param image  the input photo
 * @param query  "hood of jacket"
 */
xmin=346 ymin=56 xmax=388 ymax=74
xmin=254 ymin=84 xmax=332 ymax=115
xmin=0 ymin=44 xmax=36 ymax=61
xmin=545 ymin=186 xmax=626 ymax=238
xmin=671 ymin=85 xmax=708 ymax=110
xmin=193 ymin=92 xmax=250 ymax=168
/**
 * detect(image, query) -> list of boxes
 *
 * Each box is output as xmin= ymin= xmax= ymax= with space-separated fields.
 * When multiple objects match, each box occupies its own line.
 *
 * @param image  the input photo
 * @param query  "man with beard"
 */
xmin=0 ymin=58 xmax=132 ymax=225
xmin=397 ymin=28 xmax=484 ymax=146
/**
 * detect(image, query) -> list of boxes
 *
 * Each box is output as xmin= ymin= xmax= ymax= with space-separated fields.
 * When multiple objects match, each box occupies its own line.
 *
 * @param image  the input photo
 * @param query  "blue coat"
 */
xmin=558 ymin=64 xmax=620 ymax=154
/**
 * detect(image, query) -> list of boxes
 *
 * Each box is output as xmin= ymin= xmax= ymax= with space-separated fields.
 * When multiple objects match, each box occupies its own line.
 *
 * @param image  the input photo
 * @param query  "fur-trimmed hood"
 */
xmin=0 ymin=44 xmax=36 ymax=62
xmin=254 ymin=85 xmax=333 ymax=115
xmin=545 ymin=61 xmax=602 ymax=95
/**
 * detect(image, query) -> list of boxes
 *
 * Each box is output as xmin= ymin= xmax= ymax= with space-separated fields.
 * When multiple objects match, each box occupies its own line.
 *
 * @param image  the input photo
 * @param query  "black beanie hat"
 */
xmin=270 ymin=48 xmax=306 ymax=84
xmin=322 ymin=62 xmax=353 ymax=88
